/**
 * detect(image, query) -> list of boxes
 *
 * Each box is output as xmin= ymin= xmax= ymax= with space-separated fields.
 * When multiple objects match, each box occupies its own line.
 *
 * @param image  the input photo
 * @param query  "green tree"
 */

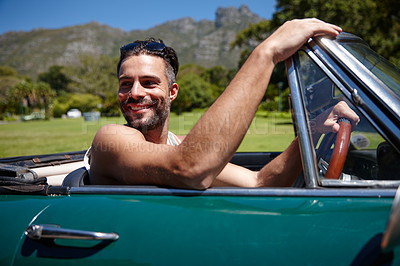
xmin=0 ymin=66 xmax=20 ymax=118
xmin=173 ymin=64 xmax=236 ymax=114
xmin=100 ymin=94 xmax=120 ymax=117
xmin=5 ymin=80 xmax=55 ymax=117
xmin=172 ymin=73 xmax=215 ymax=114
xmin=34 ymin=82 xmax=56 ymax=118
xmin=233 ymin=0 xmax=400 ymax=67
xmin=0 ymin=66 xmax=18 ymax=77
xmin=52 ymin=93 xmax=102 ymax=117
xmin=38 ymin=65 xmax=70 ymax=95
xmin=35 ymin=82 xmax=55 ymax=107
xmin=231 ymin=0 xmax=400 ymax=112
xmin=7 ymin=81 xmax=35 ymax=114
xmin=177 ymin=64 xmax=206 ymax=79
xmin=68 ymin=93 xmax=102 ymax=112
xmin=65 ymin=55 xmax=118 ymax=99
xmin=201 ymin=66 xmax=236 ymax=96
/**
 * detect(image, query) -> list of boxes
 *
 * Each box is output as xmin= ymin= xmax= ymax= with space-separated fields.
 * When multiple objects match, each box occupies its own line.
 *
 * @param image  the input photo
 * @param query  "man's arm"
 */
xmin=90 ymin=19 xmax=342 ymax=189
xmin=209 ymin=137 xmax=302 ymax=188
xmin=210 ymin=101 xmax=359 ymax=188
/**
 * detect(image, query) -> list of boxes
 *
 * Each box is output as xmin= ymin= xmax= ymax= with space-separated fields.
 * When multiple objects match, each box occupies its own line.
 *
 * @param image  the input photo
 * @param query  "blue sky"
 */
xmin=0 ymin=0 xmax=277 ymax=35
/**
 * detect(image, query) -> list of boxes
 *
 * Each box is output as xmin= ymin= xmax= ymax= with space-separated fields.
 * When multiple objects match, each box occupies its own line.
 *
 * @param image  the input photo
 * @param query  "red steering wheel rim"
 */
xmin=325 ymin=119 xmax=352 ymax=179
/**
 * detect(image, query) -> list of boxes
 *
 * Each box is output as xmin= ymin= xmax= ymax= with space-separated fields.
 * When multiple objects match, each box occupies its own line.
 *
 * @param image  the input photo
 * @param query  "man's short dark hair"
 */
xmin=117 ymin=38 xmax=179 ymax=87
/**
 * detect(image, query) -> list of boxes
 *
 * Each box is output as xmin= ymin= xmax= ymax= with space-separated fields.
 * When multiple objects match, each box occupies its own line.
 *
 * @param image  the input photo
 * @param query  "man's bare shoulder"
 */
xmin=93 ymin=124 xmax=146 ymax=143
xmin=90 ymin=124 xmax=147 ymax=185
xmin=90 ymin=124 xmax=146 ymax=165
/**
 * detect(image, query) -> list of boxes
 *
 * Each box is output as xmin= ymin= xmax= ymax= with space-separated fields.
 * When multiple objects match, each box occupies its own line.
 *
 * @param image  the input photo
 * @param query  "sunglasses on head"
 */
xmin=120 ymin=42 xmax=166 ymax=54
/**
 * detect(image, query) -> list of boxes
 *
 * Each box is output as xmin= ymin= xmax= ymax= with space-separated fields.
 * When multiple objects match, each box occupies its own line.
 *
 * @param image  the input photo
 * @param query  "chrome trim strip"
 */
xmin=285 ymin=56 xmax=319 ymax=188
xmin=317 ymin=36 xmax=400 ymax=118
xmin=321 ymin=179 xmax=400 ymax=188
xmin=69 ymin=186 xmax=397 ymax=198
xmin=304 ymin=45 xmax=353 ymax=100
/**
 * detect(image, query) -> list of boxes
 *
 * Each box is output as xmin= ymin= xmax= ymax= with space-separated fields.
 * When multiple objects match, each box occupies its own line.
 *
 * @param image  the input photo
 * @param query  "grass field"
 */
xmin=0 ymin=111 xmax=295 ymax=157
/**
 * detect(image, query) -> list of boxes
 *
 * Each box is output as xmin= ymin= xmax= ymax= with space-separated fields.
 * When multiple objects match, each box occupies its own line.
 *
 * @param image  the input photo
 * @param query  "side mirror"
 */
xmin=381 ymin=186 xmax=400 ymax=252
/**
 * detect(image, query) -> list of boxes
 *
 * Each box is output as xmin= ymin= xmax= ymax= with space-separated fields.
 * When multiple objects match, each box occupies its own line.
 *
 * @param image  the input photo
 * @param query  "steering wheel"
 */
xmin=316 ymin=118 xmax=352 ymax=180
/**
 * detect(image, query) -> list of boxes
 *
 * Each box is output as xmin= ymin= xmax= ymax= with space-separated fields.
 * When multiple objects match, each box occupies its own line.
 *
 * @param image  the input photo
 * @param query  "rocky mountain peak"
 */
xmin=163 ymin=17 xmax=197 ymax=34
xmin=215 ymin=4 xmax=261 ymax=28
xmin=0 ymin=6 xmax=267 ymax=77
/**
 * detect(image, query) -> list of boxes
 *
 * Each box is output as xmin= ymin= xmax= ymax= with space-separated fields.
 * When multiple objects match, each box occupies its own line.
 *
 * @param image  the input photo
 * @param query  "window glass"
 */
xmin=342 ymin=42 xmax=400 ymax=98
xmin=297 ymin=51 xmax=400 ymax=182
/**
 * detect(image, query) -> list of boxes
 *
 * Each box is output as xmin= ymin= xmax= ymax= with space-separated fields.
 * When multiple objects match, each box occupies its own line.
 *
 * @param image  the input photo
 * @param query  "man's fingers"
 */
xmin=333 ymin=101 xmax=360 ymax=130
xmin=305 ymin=18 xmax=342 ymax=37
xmin=268 ymin=18 xmax=342 ymax=64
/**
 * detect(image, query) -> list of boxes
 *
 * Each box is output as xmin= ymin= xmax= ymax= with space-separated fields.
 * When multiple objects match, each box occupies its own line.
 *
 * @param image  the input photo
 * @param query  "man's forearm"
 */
xmin=176 ymin=46 xmax=276 ymax=188
xmin=257 ymin=137 xmax=303 ymax=187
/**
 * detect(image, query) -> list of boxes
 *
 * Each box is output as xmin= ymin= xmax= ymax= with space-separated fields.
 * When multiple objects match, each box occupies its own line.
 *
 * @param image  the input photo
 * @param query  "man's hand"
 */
xmin=313 ymin=101 xmax=360 ymax=135
xmin=260 ymin=18 xmax=342 ymax=65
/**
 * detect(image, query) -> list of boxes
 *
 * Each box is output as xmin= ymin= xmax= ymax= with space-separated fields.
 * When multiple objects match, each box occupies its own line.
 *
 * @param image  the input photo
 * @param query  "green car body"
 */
xmin=1 ymin=32 xmax=400 ymax=265
xmin=0 ymin=191 xmax=398 ymax=265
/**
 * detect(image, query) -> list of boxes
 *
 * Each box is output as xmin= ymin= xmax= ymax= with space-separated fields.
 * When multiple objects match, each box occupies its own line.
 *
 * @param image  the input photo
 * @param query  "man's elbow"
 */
xmin=183 ymin=176 xmax=213 ymax=190
xmin=173 ymin=165 xmax=214 ymax=190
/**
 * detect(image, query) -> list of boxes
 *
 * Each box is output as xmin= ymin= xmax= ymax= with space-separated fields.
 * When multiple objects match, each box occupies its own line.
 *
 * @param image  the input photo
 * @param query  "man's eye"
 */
xmin=142 ymin=80 xmax=157 ymax=87
xmin=120 ymin=82 xmax=132 ymax=88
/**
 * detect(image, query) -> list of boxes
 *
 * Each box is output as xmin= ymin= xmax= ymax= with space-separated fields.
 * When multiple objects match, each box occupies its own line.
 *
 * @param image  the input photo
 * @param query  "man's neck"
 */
xmin=141 ymin=118 xmax=170 ymax=145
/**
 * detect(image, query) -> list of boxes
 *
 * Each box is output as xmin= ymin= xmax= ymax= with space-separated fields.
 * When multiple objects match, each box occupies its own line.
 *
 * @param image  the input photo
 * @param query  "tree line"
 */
xmin=0 ymin=53 xmax=291 ymax=120
xmin=1 ymin=0 xmax=398 ymax=120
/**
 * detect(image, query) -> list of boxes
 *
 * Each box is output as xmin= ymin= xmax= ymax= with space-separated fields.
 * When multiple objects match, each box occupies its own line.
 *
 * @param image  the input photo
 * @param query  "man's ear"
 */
xmin=169 ymin=83 xmax=179 ymax=102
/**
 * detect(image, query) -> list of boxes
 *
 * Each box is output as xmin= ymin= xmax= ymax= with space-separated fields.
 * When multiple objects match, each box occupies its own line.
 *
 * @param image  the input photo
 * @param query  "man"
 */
xmin=89 ymin=18 xmax=359 ymax=189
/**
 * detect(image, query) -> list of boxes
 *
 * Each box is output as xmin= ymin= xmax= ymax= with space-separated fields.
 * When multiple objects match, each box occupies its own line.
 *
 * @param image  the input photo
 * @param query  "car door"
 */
xmin=5 ymin=186 xmax=396 ymax=266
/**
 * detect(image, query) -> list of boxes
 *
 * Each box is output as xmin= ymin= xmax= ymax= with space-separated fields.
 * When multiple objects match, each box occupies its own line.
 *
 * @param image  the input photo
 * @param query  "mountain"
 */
xmin=0 ymin=5 xmax=263 ymax=78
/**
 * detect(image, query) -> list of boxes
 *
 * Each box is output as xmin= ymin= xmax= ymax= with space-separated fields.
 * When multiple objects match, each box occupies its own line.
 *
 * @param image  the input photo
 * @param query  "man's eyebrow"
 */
xmin=141 ymin=75 xmax=162 ymax=82
xmin=118 ymin=75 xmax=161 ymax=82
xmin=119 ymin=76 xmax=130 ymax=81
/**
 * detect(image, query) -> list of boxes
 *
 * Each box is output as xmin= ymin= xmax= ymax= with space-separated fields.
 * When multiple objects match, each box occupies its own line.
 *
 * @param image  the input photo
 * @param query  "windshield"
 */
xmin=296 ymin=50 xmax=400 ymax=183
xmin=342 ymin=42 xmax=400 ymax=98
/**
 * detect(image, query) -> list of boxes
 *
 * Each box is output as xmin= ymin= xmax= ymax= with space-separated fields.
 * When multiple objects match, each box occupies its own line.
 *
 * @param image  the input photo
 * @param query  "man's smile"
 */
xmin=127 ymin=103 xmax=154 ymax=112
xmin=121 ymin=97 xmax=159 ymax=115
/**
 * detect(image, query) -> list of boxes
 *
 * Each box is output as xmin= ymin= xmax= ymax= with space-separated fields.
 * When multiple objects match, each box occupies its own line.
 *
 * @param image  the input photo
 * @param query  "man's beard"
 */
xmin=120 ymin=97 xmax=170 ymax=132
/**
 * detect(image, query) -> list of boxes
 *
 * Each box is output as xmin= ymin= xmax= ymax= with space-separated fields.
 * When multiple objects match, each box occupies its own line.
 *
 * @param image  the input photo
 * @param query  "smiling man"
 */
xmin=117 ymin=43 xmax=179 ymax=143
xmin=89 ymin=18 xmax=359 ymax=189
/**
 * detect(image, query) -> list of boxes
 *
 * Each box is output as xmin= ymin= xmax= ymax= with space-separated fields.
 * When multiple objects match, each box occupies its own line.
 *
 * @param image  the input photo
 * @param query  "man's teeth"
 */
xmin=129 ymin=105 xmax=150 ymax=111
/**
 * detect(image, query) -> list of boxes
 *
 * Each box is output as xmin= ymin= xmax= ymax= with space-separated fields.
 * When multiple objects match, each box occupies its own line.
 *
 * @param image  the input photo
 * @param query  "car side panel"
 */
xmin=9 ymin=194 xmax=399 ymax=265
xmin=0 ymin=195 xmax=67 ymax=265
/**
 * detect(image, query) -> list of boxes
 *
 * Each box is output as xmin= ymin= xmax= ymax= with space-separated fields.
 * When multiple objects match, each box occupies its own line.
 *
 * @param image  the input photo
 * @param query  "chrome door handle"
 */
xmin=25 ymin=224 xmax=119 ymax=241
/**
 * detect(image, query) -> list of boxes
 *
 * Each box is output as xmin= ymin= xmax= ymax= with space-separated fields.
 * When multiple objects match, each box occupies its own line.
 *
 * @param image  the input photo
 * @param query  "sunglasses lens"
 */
xmin=120 ymin=42 xmax=140 ymax=52
xmin=145 ymin=42 xmax=166 ymax=51
xmin=120 ymin=42 xmax=166 ymax=53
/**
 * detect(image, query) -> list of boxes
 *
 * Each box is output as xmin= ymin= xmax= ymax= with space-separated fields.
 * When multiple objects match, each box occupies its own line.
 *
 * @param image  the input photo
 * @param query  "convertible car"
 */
xmin=1 ymin=32 xmax=400 ymax=265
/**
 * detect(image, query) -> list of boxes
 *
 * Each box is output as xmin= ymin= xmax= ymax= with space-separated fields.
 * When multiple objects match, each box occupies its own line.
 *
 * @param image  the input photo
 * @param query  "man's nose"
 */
xmin=128 ymin=82 xmax=146 ymax=98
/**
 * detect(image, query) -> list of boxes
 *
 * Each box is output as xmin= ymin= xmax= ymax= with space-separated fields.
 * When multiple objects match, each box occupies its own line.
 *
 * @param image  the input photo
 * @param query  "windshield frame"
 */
xmin=286 ymin=34 xmax=400 ymax=189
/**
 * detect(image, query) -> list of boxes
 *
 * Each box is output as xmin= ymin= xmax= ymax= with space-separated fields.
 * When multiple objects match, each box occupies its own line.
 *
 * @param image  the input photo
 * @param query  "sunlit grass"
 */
xmin=0 ymin=111 xmax=294 ymax=157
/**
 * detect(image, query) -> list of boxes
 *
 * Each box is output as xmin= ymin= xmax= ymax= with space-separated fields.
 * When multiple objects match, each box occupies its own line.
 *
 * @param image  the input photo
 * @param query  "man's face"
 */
xmin=118 ymin=55 xmax=175 ymax=132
